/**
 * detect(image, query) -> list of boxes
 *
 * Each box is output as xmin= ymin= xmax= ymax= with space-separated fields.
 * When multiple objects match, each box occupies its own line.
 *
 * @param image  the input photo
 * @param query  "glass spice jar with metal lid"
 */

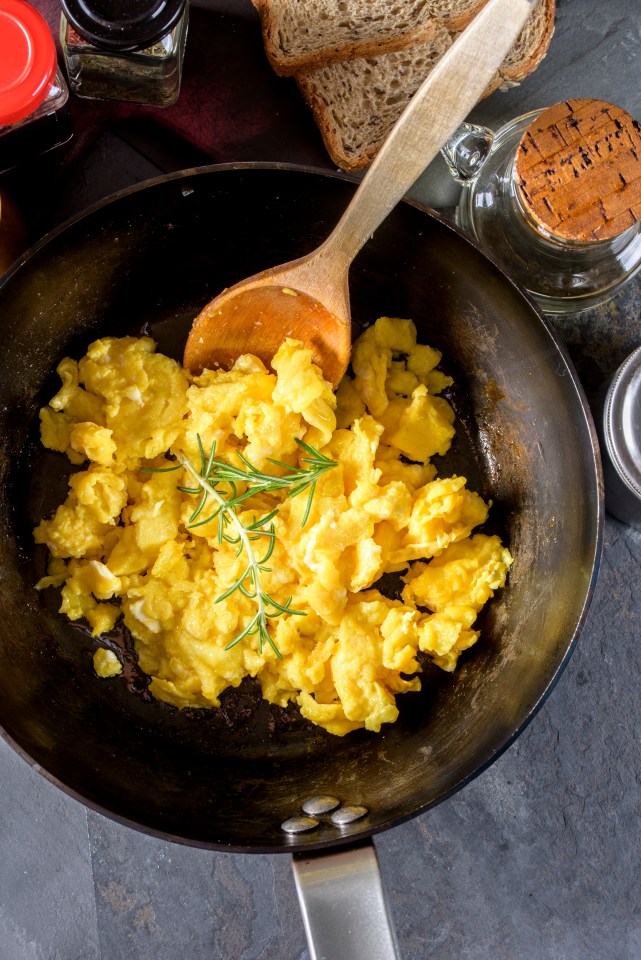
xmin=59 ymin=0 xmax=189 ymax=107
xmin=0 ymin=0 xmax=72 ymax=176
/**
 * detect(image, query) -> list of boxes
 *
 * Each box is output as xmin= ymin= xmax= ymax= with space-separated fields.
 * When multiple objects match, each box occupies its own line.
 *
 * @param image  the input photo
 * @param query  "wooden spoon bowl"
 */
xmin=183 ymin=254 xmax=350 ymax=386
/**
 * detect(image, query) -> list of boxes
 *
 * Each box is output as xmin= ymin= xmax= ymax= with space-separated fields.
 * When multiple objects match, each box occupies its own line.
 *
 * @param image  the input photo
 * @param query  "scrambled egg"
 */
xmin=35 ymin=318 xmax=512 ymax=736
xmin=93 ymin=648 xmax=122 ymax=678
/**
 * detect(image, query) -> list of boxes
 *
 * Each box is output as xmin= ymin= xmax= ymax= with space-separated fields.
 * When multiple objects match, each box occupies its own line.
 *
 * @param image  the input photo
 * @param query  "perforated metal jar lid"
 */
xmin=61 ymin=0 xmax=186 ymax=51
xmin=603 ymin=345 xmax=641 ymax=502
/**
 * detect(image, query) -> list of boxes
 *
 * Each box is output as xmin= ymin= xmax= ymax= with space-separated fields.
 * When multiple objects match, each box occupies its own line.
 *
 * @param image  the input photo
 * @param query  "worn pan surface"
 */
xmin=0 ymin=164 xmax=602 ymax=852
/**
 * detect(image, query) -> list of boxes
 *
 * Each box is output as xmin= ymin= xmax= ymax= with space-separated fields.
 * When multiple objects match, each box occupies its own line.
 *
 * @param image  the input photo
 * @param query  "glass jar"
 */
xmin=60 ymin=0 xmax=189 ymax=107
xmin=0 ymin=0 xmax=72 ymax=175
xmin=452 ymin=101 xmax=641 ymax=315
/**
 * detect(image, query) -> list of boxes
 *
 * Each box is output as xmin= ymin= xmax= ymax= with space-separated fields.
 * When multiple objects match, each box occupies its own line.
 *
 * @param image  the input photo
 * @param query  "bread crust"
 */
xmin=255 ymin=0 xmax=491 ymax=76
xmin=264 ymin=21 xmax=441 ymax=76
xmin=424 ymin=0 xmax=488 ymax=31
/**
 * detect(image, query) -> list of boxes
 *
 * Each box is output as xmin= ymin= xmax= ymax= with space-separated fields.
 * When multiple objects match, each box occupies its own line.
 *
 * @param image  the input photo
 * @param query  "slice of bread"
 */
xmin=297 ymin=0 xmax=555 ymax=171
xmin=252 ymin=0 xmax=489 ymax=77
xmin=297 ymin=28 xmax=455 ymax=172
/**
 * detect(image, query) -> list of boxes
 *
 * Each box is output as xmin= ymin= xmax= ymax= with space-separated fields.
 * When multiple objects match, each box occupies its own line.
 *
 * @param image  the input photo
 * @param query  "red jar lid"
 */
xmin=0 ymin=0 xmax=57 ymax=126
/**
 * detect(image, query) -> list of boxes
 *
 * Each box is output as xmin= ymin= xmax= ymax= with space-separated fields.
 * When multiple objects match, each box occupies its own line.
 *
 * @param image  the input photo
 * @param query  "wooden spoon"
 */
xmin=184 ymin=0 xmax=537 ymax=386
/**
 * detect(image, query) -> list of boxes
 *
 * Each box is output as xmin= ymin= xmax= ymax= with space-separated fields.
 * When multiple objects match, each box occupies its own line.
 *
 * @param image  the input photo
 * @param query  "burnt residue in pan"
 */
xmin=73 ymin=616 xmax=322 ymax=739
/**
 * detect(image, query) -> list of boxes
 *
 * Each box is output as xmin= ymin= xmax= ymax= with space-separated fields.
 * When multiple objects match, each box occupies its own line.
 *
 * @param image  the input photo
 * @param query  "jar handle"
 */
xmin=441 ymin=121 xmax=495 ymax=184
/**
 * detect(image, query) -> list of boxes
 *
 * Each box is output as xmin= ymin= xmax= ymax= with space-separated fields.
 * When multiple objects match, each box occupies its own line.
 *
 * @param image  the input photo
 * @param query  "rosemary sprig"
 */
xmin=203 ymin=437 xmax=337 ymax=527
xmin=144 ymin=435 xmax=337 ymax=658
xmin=179 ymin=450 xmax=307 ymax=659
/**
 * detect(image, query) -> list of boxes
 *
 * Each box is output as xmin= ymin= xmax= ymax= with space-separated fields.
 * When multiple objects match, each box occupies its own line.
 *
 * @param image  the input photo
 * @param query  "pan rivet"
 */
xmin=281 ymin=815 xmax=319 ymax=834
xmin=330 ymin=805 xmax=369 ymax=826
xmin=302 ymin=795 xmax=340 ymax=816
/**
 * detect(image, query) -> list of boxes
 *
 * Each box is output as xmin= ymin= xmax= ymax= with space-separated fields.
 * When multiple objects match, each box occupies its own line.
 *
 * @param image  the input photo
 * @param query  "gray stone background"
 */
xmin=2 ymin=0 xmax=641 ymax=957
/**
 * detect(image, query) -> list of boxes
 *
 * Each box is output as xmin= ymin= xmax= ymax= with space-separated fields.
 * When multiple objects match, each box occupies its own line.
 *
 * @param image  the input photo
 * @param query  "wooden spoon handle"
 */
xmin=319 ymin=0 xmax=537 ymax=268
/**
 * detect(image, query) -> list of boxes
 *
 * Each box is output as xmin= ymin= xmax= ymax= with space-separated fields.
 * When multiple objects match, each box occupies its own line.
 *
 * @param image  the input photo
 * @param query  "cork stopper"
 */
xmin=515 ymin=99 xmax=641 ymax=243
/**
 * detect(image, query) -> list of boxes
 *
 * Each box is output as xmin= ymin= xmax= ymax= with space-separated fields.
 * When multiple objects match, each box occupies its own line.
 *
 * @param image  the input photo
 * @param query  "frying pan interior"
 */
xmin=0 ymin=166 xmax=602 ymax=852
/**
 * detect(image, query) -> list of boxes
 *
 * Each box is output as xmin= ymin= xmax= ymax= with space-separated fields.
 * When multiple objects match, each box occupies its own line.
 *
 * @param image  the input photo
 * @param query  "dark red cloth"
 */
xmin=32 ymin=0 xmax=329 ymax=168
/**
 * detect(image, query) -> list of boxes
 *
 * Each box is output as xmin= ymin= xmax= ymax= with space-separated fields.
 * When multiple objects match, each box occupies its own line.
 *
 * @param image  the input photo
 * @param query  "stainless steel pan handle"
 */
xmin=292 ymin=840 xmax=400 ymax=960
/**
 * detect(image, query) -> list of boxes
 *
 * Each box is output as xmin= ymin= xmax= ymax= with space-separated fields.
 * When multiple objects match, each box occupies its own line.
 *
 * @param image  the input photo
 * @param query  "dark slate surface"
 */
xmin=2 ymin=0 xmax=641 ymax=957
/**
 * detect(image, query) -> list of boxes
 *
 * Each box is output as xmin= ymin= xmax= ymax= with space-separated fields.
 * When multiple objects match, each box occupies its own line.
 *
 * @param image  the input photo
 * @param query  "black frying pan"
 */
xmin=0 ymin=166 xmax=601 ymax=872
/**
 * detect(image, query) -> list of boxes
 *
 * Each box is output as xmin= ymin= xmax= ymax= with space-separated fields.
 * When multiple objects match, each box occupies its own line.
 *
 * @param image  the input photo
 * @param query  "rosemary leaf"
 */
xmin=140 ymin=464 xmax=182 ymax=473
xmin=224 ymin=614 xmax=259 ymax=650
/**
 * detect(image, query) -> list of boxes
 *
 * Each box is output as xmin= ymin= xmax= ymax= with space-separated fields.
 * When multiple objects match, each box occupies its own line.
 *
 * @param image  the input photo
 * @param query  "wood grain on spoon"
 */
xmin=183 ymin=284 xmax=350 ymax=387
xmin=185 ymin=238 xmax=353 ymax=386
xmin=183 ymin=0 xmax=537 ymax=387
